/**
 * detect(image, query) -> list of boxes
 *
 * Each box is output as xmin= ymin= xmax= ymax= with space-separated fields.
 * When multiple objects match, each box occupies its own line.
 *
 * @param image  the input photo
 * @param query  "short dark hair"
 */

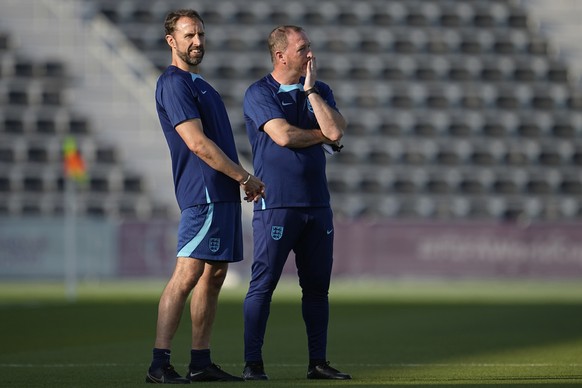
xmin=268 ymin=25 xmax=304 ymax=63
xmin=164 ymin=9 xmax=204 ymax=35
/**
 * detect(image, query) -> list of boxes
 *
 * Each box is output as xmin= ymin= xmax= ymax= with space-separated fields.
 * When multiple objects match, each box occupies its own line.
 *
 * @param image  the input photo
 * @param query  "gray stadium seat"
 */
xmin=560 ymin=172 xmax=582 ymax=195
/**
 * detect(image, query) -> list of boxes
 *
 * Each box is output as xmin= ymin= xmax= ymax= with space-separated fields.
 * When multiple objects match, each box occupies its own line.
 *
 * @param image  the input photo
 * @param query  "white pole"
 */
xmin=64 ymin=177 xmax=77 ymax=301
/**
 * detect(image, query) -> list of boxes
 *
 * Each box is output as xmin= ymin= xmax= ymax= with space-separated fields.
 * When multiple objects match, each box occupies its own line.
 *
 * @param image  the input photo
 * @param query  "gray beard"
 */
xmin=177 ymin=49 xmax=204 ymax=67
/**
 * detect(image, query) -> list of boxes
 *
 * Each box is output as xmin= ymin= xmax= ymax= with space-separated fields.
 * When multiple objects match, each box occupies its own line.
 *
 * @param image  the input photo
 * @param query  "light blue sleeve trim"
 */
xmin=205 ymin=187 xmax=211 ymax=204
xmin=177 ymin=203 xmax=214 ymax=257
xmin=261 ymin=198 xmax=266 ymax=210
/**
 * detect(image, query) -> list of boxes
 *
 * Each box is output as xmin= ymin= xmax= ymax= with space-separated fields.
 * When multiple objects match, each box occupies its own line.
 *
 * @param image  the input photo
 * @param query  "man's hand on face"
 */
xmin=304 ymin=56 xmax=317 ymax=90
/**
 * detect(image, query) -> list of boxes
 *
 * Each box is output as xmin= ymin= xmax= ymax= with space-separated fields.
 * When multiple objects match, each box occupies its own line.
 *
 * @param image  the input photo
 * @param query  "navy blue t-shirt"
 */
xmin=156 ymin=66 xmax=240 ymax=210
xmin=244 ymin=74 xmax=339 ymax=210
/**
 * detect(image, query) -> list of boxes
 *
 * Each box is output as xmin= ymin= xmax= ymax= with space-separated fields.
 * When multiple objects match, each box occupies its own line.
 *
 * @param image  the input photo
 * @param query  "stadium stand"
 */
xmin=0 ymin=21 xmax=168 ymax=219
xmin=1 ymin=0 xmax=581 ymax=222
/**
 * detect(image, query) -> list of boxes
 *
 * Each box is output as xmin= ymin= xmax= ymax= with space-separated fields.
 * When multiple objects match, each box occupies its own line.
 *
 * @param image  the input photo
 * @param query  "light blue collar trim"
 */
xmin=277 ymin=84 xmax=304 ymax=93
xmin=190 ymin=73 xmax=204 ymax=81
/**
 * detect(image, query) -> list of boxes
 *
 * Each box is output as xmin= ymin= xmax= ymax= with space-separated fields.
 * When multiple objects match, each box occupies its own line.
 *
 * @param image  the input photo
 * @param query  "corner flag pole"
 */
xmin=64 ymin=176 xmax=77 ymax=301
xmin=62 ymin=137 xmax=87 ymax=302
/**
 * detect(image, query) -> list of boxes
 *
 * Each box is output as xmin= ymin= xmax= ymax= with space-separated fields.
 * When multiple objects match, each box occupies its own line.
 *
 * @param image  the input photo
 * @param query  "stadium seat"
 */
xmin=448 ymin=56 xmax=482 ymax=81
xmin=353 ymin=110 xmax=381 ymax=135
xmin=517 ymin=120 xmax=542 ymax=138
xmin=0 ymin=112 xmax=26 ymax=134
xmin=26 ymin=143 xmax=50 ymax=164
xmin=551 ymin=113 xmax=580 ymax=138
xmin=547 ymin=61 xmax=569 ymax=83
xmin=538 ymin=141 xmax=572 ymax=166
xmin=359 ymin=173 xmax=385 ymax=194
xmin=526 ymin=171 xmax=559 ymax=195
xmin=20 ymin=197 xmax=44 ymax=215
xmin=327 ymin=176 xmax=350 ymax=194
xmin=424 ymin=86 xmax=450 ymax=109
xmin=560 ymin=173 xmax=582 ymax=195
xmin=0 ymin=32 xmax=11 ymax=51
xmin=424 ymin=170 xmax=456 ymax=194
xmin=338 ymin=2 xmax=373 ymax=25
xmin=0 ymin=144 xmax=16 ymax=164
xmin=375 ymin=1 xmax=406 ymax=26
xmin=117 ymin=195 xmax=154 ymax=219
xmin=447 ymin=113 xmax=481 ymax=137
xmin=95 ymin=145 xmax=118 ymax=164
xmin=527 ymin=36 xmax=549 ymax=56
xmin=470 ymin=197 xmax=508 ymax=219
xmin=514 ymin=56 xmax=551 ymax=82
xmin=20 ymin=170 xmax=45 ymax=193
xmin=327 ymin=167 xmax=362 ymax=193
xmin=399 ymin=140 xmax=437 ymax=166
xmin=84 ymin=197 xmax=110 ymax=217
xmin=458 ymin=169 xmax=492 ymax=194
xmin=88 ymin=174 xmax=109 ymax=193
xmin=0 ymin=169 xmax=11 ymax=192
xmin=405 ymin=3 xmax=432 ymax=27
xmin=438 ymin=5 xmax=462 ymax=27
xmin=472 ymin=4 xmax=507 ymax=28
xmin=366 ymin=142 xmax=392 ymax=165
xmin=35 ymin=116 xmax=59 ymax=134
xmin=436 ymin=139 xmax=472 ymax=166
xmin=504 ymin=140 xmax=541 ymax=166
xmin=531 ymin=88 xmax=556 ymax=110
xmin=515 ymin=111 xmax=552 ymax=138
xmin=413 ymin=111 xmax=449 ymax=137
xmin=123 ymin=174 xmax=144 ymax=193
xmin=381 ymin=56 xmax=412 ymax=80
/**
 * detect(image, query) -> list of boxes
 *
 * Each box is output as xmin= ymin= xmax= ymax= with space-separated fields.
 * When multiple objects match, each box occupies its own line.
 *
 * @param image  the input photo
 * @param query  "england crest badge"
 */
xmin=271 ymin=226 xmax=284 ymax=241
xmin=209 ymin=238 xmax=221 ymax=253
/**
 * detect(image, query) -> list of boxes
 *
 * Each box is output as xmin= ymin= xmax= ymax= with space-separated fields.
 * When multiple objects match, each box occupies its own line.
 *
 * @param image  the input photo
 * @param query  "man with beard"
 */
xmin=145 ymin=9 xmax=264 ymax=384
xmin=241 ymin=25 xmax=351 ymax=380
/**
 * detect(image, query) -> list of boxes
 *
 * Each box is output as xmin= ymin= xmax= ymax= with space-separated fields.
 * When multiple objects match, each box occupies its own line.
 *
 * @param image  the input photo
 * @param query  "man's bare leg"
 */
xmin=154 ymin=257 xmax=205 ymax=349
xmin=191 ymin=261 xmax=228 ymax=349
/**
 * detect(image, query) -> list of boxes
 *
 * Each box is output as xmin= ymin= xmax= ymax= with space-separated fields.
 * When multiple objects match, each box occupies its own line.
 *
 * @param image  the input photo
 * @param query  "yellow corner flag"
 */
xmin=63 ymin=136 xmax=87 ymax=183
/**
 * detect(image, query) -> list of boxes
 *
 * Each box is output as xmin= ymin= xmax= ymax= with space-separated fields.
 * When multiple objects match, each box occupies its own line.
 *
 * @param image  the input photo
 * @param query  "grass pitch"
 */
xmin=1 ymin=278 xmax=582 ymax=387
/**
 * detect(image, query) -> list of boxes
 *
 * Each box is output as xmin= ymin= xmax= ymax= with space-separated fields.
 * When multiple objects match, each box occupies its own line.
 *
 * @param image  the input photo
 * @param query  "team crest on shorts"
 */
xmin=209 ymin=238 xmax=220 ymax=253
xmin=271 ymin=226 xmax=284 ymax=241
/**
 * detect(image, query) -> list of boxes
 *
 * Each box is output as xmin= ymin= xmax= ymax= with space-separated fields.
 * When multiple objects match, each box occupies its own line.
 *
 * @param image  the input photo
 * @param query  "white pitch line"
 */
xmin=2 ymin=363 xmax=582 ymax=368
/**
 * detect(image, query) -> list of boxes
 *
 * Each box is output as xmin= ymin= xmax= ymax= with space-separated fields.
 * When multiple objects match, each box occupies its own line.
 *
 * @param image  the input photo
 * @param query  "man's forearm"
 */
xmin=307 ymin=94 xmax=346 ymax=142
xmin=282 ymin=127 xmax=326 ymax=148
xmin=192 ymin=137 xmax=248 ymax=182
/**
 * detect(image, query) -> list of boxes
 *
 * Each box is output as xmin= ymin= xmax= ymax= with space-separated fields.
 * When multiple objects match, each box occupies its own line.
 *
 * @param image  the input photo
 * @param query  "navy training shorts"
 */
xmin=176 ymin=202 xmax=243 ymax=262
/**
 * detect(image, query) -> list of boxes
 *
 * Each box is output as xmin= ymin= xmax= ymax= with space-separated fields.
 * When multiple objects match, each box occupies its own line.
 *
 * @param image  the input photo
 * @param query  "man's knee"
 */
xmin=170 ymin=257 xmax=205 ymax=292
xmin=203 ymin=263 xmax=229 ymax=290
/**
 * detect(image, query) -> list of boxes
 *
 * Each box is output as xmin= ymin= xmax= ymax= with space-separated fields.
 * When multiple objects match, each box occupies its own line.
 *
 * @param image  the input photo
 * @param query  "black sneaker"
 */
xmin=146 ymin=364 xmax=190 ymax=384
xmin=307 ymin=361 xmax=352 ymax=380
xmin=242 ymin=362 xmax=269 ymax=380
xmin=187 ymin=363 xmax=244 ymax=382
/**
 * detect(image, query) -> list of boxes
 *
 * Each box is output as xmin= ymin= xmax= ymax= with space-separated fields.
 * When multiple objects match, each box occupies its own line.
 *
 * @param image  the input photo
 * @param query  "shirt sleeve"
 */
xmin=160 ymin=74 xmax=201 ymax=128
xmin=243 ymin=83 xmax=285 ymax=132
xmin=317 ymin=81 xmax=340 ymax=112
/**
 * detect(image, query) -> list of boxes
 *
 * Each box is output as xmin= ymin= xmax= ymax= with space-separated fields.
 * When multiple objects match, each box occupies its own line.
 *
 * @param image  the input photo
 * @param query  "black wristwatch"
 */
xmin=304 ymin=86 xmax=319 ymax=97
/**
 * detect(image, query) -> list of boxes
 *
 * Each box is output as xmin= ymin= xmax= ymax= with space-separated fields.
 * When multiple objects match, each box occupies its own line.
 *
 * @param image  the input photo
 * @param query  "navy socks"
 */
xmin=151 ymin=348 xmax=171 ymax=370
xmin=150 ymin=348 xmax=212 ymax=371
xmin=189 ymin=349 xmax=211 ymax=370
